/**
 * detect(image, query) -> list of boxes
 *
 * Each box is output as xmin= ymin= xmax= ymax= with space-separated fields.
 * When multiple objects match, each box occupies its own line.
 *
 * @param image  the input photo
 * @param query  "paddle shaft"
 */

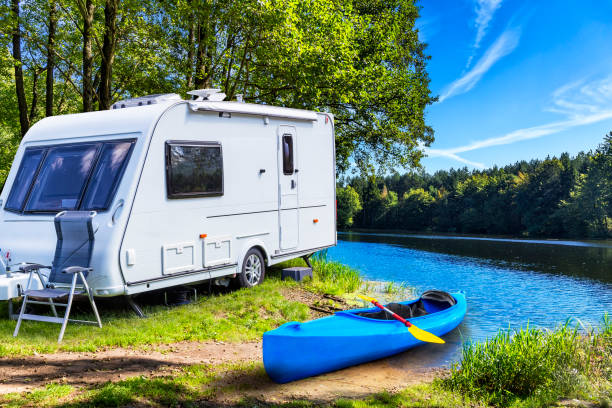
xmin=370 ymin=300 xmax=413 ymax=328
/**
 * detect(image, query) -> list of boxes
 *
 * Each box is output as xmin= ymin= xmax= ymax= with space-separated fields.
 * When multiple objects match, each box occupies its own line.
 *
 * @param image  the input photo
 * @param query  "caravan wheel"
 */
xmin=237 ymin=248 xmax=266 ymax=288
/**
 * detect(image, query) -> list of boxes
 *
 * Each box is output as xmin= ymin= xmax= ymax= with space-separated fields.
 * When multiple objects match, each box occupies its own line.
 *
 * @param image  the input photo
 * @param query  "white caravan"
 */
xmin=0 ymin=90 xmax=336 ymax=301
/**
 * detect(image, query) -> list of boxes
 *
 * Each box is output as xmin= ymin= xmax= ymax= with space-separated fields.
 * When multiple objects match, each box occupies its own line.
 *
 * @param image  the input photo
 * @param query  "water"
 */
xmin=326 ymin=232 xmax=612 ymax=368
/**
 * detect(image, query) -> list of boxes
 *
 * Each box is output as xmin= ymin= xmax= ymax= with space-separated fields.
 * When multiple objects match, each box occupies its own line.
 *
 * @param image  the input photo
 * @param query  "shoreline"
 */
xmin=0 ymin=260 xmax=609 ymax=407
xmin=340 ymin=228 xmax=612 ymax=246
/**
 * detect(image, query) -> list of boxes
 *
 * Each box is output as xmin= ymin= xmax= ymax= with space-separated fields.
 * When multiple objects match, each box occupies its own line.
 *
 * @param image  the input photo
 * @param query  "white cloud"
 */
xmin=426 ymin=75 xmax=612 ymax=167
xmin=473 ymin=0 xmax=503 ymax=49
xmin=415 ymin=16 xmax=437 ymax=43
xmin=439 ymin=27 xmax=520 ymax=103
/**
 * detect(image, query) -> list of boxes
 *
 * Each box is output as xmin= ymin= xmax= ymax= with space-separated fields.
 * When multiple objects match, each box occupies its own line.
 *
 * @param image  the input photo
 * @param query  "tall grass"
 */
xmin=308 ymin=250 xmax=363 ymax=295
xmin=443 ymin=315 xmax=612 ymax=407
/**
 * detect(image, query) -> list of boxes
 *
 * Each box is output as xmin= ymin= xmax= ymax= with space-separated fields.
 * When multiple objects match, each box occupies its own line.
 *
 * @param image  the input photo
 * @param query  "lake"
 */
xmin=326 ymin=231 xmax=612 ymax=368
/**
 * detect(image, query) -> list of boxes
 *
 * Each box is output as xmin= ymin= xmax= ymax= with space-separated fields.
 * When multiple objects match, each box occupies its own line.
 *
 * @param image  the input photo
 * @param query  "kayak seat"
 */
xmin=356 ymin=290 xmax=456 ymax=320
xmin=420 ymin=290 xmax=456 ymax=314
xmin=356 ymin=301 xmax=427 ymax=320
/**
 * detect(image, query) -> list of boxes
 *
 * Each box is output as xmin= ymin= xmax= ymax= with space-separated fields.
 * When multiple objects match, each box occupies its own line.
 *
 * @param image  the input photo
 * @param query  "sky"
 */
xmin=418 ymin=0 xmax=612 ymax=172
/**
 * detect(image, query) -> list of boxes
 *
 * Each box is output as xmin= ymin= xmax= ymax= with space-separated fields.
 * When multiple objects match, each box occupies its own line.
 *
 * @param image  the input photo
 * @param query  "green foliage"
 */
xmin=309 ymin=250 xmax=363 ymax=295
xmin=337 ymin=185 xmax=362 ymax=228
xmin=342 ymin=134 xmax=612 ymax=238
xmin=0 ymin=0 xmax=436 ymax=181
xmin=443 ymin=318 xmax=612 ymax=407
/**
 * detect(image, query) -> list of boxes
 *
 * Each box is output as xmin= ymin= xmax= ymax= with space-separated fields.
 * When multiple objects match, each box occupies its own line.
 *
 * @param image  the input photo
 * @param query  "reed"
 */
xmin=309 ymin=250 xmax=363 ymax=295
xmin=443 ymin=316 xmax=612 ymax=407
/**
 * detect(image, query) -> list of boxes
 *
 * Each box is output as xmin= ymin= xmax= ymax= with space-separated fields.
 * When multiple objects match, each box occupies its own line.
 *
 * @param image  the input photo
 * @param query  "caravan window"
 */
xmin=5 ymin=148 xmax=45 ymax=211
xmin=166 ymin=141 xmax=223 ymax=198
xmin=5 ymin=140 xmax=135 ymax=214
xmin=282 ymin=135 xmax=294 ymax=175
xmin=25 ymin=144 xmax=99 ymax=212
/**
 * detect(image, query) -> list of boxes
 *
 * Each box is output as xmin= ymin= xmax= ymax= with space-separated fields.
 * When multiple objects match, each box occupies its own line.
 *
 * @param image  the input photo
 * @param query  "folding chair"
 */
xmin=13 ymin=211 xmax=102 ymax=343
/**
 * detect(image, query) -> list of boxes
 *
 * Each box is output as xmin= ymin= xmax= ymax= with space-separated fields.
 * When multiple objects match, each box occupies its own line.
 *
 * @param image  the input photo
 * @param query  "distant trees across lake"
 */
xmin=337 ymin=133 xmax=612 ymax=239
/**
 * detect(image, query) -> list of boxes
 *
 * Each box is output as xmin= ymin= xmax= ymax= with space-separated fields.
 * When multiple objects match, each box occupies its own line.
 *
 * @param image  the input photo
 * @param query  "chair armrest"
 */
xmin=62 ymin=266 xmax=93 ymax=274
xmin=19 ymin=263 xmax=52 ymax=273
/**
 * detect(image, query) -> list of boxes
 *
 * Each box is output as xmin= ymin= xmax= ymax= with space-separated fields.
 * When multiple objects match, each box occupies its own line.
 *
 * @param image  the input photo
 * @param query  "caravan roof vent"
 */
xmin=111 ymin=93 xmax=181 ymax=109
xmin=187 ymin=89 xmax=226 ymax=102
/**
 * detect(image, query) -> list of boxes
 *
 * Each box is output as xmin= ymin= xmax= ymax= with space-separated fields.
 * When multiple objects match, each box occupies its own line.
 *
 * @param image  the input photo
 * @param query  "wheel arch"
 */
xmin=237 ymin=239 xmax=270 ymax=268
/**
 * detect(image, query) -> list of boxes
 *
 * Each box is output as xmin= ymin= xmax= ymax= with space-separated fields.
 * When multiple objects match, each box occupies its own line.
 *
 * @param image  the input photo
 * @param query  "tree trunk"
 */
xmin=186 ymin=19 xmax=195 ymax=88
xmin=45 ymin=0 xmax=57 ymax=117
xmin=29 ymin=68 xmax=40 ymax=122
xmin=81 ymin=0 xmax=95 ymax=112
xmin=99 ymin=0 xmax=119 ymax=110
xmin=11 ymin=0 xmax=29 ymax=136
xmin=194 ymin=5 xmax=211 ymax=89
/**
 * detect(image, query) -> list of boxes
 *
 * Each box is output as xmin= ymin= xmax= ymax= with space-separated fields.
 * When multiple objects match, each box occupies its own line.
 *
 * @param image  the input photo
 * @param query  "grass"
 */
xmin=0 ymin=274 xmax=310 ymax=356
xmin=442 ymin=315 xmax=612 ymax=407
xmin=306 ymin=250 xmax=363 ymax=295
xmin=1 ymin=316 xmax=610 ymax=407
xmin=0 ymin=255 xmax=365 ymax=357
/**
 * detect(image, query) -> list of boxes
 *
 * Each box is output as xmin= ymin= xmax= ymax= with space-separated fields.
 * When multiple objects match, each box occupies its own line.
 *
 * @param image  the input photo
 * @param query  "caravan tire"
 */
xmin=237 ymin=248 xmax=266 ymax=288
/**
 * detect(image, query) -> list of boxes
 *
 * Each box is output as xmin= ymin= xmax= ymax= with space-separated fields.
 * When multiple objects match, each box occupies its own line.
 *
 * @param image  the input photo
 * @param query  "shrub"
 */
xmin=443 ymin=318 xmax=611 ymax=407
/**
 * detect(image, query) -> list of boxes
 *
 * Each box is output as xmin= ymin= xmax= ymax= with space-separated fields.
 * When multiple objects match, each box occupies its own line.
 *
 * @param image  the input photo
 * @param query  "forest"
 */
xmin=338 ymin=133 xmax=612 ymax=239
xmin=1 ymin=1 xmax=610 ymax=239
xmin=0 ymin=0 xmax=434 ymax=187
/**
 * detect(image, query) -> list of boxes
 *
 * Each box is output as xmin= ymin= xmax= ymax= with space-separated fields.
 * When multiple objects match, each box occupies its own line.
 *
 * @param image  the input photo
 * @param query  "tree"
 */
xmin=11 ymin=0 xmax=28 ymax=135
xmin=561 ymin=133 xmax=612 ymax=237
xmin=76 ymin=0 xmax=95 ymax=112
xmin=45 ymin=0 xmax=56 ymax=116
xmin=98 ymin=0 xmax=119 ymax=110
xmin=337 ymin=185 xmax=362 ymax=229
xmin=398 ymin=188 xmax=434 ymax=230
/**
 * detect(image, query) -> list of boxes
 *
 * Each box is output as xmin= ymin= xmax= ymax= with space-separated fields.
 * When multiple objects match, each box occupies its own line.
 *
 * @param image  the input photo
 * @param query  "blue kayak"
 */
xmin=263 ymin=290 xmax=466 ymax=383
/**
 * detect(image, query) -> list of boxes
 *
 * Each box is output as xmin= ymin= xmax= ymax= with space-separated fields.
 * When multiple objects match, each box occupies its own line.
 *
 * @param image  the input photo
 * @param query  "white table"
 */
xmin=0 ymin=272 xmax=44 ymax=318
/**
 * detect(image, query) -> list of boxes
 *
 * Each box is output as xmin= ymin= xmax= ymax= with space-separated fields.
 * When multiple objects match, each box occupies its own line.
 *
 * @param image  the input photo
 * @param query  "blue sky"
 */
xmin=418 ymin=0 xmax=612 ymax=172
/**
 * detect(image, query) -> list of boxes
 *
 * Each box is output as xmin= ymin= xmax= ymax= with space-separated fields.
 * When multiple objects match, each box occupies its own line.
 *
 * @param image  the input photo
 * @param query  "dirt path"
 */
xmin=0 ymin=288 xmax=444 ymax=403
xmin=0 ymin=339 xmax=441 ymax=403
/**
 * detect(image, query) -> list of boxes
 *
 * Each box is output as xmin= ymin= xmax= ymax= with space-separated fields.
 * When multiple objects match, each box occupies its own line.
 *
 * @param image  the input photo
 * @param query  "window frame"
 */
xmin=165 ymin=140 xmax=224 ymax=199
xmin=282 ymin=134 xmax=294 ymax=175
xmin=4 ymin=139 xmax=136 ymax=215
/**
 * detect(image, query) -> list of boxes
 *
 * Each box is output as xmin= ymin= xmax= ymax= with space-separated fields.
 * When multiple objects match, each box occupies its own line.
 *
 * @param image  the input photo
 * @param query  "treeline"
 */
xmin=337 ymin=133 xmax=612 ymax=238
xmin=0 ymin=0 xmax=435 ymax=187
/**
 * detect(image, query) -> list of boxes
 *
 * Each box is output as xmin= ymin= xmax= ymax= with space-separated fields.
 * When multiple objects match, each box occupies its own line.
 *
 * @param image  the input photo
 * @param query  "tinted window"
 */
xmin=5 ymin=139 xmax=135 ymax=213
xmin=25 ymin=144 xmax=99 ymax=212
xmin=5 ymin=149 xmax=45 ymax=211
xmin=282 ymin=135 xmax=294 ymax=175
xmin=166 ymin=142 xmax=223 ymax=198
xmin=81 ymin=141 xmax=134 ymax=209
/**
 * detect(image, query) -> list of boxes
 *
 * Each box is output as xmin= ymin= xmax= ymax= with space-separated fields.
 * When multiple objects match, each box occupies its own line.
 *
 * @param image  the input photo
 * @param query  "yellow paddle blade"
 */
xmin=358 ymin=294 xmax=377 ymax=303
xmin=408 ymin=324 xmax=445 ymax=344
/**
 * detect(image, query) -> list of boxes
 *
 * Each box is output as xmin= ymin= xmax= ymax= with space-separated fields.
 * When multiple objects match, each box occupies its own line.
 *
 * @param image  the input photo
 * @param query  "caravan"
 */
xmin=0 ymin=90 xmax=336 ymax=303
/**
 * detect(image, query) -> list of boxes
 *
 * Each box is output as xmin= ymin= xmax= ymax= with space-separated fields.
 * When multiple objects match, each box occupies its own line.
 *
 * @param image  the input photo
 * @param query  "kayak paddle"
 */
xmin=358 ymin=295 xmax=445 ymax=344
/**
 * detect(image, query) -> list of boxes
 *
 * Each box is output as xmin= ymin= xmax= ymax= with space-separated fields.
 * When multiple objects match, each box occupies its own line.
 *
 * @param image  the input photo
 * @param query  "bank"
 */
xmin=0 ymin=258 xmax=609 ymax=407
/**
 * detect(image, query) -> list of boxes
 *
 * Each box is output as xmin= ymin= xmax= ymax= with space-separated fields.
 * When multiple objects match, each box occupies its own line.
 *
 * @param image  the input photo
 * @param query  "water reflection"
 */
xmin=339 ymin=232 xmax=612 ymax=283
xmin=326 ymin=232 xmax=612 ymax=366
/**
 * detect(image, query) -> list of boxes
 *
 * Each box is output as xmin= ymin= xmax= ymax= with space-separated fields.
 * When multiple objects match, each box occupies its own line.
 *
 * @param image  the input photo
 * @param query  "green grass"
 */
xmin=0 ymin=276 xmax=310 ymax=357
xmin=442 ymin=315 xmax=612 ymax=407
xmin=306 ymin=250 xmax=363 ymax=295
xmin=0 ymin=256 xmax=365 ymax=357
xmin=0 ymin=383 xmax=74 ymax=408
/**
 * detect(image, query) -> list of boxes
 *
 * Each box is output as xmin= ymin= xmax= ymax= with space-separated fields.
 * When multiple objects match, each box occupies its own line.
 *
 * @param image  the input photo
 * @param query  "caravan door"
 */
xmin=278 ymin=125 xmax=299 ymax=250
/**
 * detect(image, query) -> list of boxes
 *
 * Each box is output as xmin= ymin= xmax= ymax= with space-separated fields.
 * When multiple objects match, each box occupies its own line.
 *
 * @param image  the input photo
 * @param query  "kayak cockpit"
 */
xmin=354 ymin=290 xmax=457 ymax=320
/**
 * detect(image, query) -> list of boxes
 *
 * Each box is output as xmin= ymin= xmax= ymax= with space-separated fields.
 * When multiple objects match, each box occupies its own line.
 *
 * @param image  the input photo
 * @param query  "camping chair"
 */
xmin=13 ymin=211 xmax=102 ymax=343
